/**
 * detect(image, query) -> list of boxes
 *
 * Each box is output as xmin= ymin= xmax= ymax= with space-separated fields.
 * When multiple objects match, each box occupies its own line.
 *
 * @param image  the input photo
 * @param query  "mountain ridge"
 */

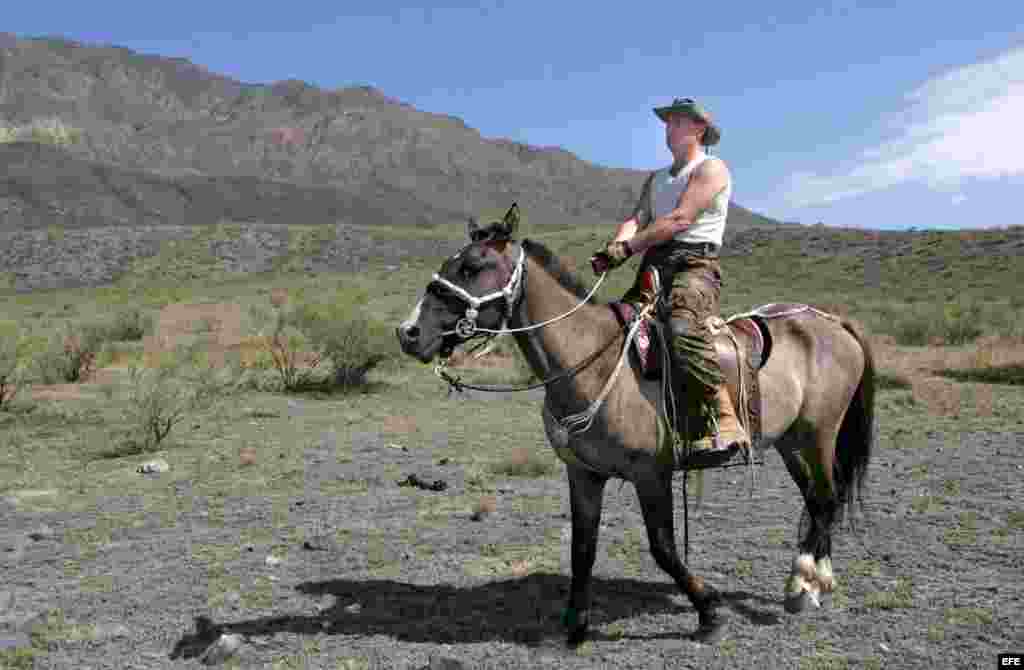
xmin=0 ymin=33 xmax=781 ymax=232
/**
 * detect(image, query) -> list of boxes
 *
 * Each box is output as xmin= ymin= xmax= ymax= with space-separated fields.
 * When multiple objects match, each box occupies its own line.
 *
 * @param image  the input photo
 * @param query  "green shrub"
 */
xmin=886 ymin=299 xmax=986 ymax=346
xmin=32 ymin=321 xmax=106 ymax=384
xmin=250 ymin=289 xmax=394 ymax=392
xmin=104 ymin=308 xmax=152 ymax=342
xmin=942 ymin=300 xmax=983 ymax=345
xmin=0 ymin=322 xmax=29 ymax=410
xmin=891 ymin=310 xmax=933 ymax=346
xmin=112 ymin=346 xmax=229 ymax=455
xmin=877 ymin=371 xmax=913 ymax=390
xmin=938 ymin=363 xmax=1024 ymax=386
xmin=313 ymin=315 xmax=393 ymax=389
xmin=250 ymin=303 xmax=325 ymax=392
xmin=95 ymin=340 xmax=144 ymax=369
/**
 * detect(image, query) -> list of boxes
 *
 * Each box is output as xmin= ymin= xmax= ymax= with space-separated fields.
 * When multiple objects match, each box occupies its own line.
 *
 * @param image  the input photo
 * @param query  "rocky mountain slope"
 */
xmin=0 ymin=33 xmax=778 ymax=234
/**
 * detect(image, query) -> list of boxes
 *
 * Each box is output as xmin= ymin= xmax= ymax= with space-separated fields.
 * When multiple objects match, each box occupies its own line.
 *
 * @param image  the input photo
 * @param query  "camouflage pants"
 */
xmin=623 ymin=254 xmax=725 ymax=436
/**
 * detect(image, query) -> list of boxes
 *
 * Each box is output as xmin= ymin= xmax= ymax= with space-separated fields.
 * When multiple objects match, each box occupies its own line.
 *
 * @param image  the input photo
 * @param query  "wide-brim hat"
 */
xmin=653 ymin=98 xmax=721 ymax=146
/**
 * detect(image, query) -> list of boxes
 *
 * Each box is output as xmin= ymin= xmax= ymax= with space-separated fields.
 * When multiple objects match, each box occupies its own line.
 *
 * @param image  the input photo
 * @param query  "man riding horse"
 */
xmin=591 ymin=97 xmax=749 ymax=467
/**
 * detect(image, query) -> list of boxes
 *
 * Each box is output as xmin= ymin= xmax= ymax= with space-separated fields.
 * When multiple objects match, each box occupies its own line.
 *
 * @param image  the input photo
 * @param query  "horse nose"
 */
xmin=397 ymin=323 xmax=420 ymax=344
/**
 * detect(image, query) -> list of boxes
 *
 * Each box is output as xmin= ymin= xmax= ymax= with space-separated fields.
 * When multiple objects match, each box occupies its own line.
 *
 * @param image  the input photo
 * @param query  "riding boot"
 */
xmin=685 ymin=383 xmax=751 ymax=469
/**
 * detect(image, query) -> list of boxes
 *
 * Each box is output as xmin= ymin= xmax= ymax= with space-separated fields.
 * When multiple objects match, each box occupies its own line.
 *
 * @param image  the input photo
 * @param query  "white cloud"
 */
xmin=783 ymin=46 xmax=1024 ymax=207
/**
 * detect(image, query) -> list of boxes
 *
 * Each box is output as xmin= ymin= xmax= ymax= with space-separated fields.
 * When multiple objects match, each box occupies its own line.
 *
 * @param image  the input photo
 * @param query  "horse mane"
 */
xmin=520 ymin=238 xmax=596 ymax=302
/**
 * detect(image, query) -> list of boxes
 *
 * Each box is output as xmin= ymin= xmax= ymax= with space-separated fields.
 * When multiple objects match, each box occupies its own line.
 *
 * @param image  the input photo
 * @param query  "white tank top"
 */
xmin=647 ymin=152 xmax=731 ymax=246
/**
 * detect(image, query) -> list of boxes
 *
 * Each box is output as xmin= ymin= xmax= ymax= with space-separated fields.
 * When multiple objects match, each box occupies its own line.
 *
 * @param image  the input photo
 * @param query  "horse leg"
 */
xmin=779 ymin=438 xmax=839 ymax=614
xmin=635 ymin=469 xmax=727 ymax=643
xmin=562 ymin=464 xmax=608 ymax=646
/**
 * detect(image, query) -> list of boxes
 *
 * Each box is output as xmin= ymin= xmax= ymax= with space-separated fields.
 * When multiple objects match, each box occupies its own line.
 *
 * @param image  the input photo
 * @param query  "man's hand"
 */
xmin=590 ymin=251 xmax=611 ymax=275
xmin=605 ymin=240 xmax=632 ymax=263
xmin=590 ymin=240 xmax=632 ymax=275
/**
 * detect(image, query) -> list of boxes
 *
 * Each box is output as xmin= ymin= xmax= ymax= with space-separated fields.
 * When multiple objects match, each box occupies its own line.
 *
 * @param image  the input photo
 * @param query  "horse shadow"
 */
xmin=169 ymin=573 xmax=781 ymax=660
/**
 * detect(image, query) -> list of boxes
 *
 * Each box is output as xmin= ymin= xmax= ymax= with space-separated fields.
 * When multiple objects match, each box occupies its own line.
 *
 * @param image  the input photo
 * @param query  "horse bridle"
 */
xmin=424 ymin=240 xmax=614 ymax=393
xmin=430 ymin=245 xmax=527 ymax=341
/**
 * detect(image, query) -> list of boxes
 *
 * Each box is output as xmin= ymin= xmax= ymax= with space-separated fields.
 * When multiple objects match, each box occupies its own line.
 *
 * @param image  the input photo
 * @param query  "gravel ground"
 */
xmin=2 ymin=421 xmax=1021 ymax=669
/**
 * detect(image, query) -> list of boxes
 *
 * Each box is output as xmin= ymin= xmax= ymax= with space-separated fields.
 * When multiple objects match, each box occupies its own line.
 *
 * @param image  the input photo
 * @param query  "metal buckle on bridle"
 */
xmin=455 ymin=308 xmax=479 ymax=338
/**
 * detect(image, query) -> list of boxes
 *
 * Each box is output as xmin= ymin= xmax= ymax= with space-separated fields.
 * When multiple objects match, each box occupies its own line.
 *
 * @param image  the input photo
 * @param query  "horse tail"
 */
xmin=834 ymin=317 xmax=876 ymax=529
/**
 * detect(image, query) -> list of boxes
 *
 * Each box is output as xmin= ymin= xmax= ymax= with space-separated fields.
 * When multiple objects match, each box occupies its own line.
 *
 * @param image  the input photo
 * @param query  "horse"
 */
xmin=395 ymin=204 xmax=876 ymax=646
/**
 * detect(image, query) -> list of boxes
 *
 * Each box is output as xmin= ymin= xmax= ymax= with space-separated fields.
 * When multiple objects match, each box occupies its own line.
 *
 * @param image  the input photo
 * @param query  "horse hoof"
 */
xmin=691 ymin=618 xmax=728 ymax=645
xmin=566 ymin=628 xmax=588 ymax=648
xmin=561 ymin=607 xmax=589 ymax=647
xmin=784 ymin=589 xmax=821 ymax=614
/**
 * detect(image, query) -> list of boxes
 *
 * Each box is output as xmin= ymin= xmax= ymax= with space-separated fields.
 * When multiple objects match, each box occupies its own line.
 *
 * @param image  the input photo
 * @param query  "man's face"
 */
xmin=664 ymin=112 xmax=706 ymax=153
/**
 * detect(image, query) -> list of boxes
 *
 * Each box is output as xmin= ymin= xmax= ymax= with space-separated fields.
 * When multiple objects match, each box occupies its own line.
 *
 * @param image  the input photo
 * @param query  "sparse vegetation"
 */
xmin=944 ymin=512 xmax=978 ymax=546
xmin=945 ymin=606 xmax=994 ymax=626
xmin=938 ymin=363 xmax=1024 ymax=386
xmin=0 ymin=322 xmax=29 ymax=410
xmin=877 ymin=371 xmax=913 ymax=390
xmin=247 ymin=286 xmax=393 ymax=392
xmin=490 ymin=446 xmax=556 ymax=478
xmin=0 ymin=117 xmax=82 ymax=146
xmin=105 ymin=344 xmax=232 ymax=456
xmin=865 ymin=577 xmax=914 ymax=610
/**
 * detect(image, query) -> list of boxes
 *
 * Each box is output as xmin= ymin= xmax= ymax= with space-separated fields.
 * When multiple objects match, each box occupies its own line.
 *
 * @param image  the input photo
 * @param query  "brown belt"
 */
xmin=671 ymin=241 xmax=720 ymax=258
xmin=643 ymin=241 xmax=720 ymax=270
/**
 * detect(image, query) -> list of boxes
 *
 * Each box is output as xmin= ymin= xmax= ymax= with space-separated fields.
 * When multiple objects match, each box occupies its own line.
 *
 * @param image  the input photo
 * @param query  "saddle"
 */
xmin=609 ymin=268 xmax=775 ymax=450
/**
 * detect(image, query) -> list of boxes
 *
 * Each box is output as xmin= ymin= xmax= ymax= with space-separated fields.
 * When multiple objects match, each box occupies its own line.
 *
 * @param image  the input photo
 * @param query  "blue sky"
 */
xmin=8 ymin=1 xmax=1024 ymax=230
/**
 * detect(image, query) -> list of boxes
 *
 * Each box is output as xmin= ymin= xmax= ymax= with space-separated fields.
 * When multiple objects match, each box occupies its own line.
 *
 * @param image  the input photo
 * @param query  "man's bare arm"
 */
xmin=624 ymin=159 xmax=729 ymax=255
xmin=612 ymin=172 xmax=654 ymax=241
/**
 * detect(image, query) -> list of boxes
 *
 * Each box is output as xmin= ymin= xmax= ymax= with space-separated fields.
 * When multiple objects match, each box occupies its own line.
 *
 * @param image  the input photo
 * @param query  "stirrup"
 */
xmin=683 ymin=441 xmax=745 ymax=469
xmin=681 ymin=422 xmax=750 ymax=469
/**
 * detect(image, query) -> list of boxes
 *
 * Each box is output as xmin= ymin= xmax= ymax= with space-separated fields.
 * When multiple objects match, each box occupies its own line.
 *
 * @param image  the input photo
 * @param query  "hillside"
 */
xmin=0 ymin=33 xmax=778 ymax=234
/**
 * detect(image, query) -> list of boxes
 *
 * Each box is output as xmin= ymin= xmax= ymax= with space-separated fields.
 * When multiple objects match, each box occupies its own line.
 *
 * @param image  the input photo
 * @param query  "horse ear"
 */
xmin=501 ymin=203 xmax=520 ymax=238
xmin=467 ymin=216 xmax=481 ymax=241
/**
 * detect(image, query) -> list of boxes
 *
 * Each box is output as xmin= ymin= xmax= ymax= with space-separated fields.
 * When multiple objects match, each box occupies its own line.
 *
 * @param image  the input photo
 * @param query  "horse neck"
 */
xmin=508 ymin=255 xmax=620 ymax=392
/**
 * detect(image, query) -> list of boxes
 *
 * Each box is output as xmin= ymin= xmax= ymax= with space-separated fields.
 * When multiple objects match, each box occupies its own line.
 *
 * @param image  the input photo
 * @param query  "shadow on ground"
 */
xmin=169 ymin=573 xmax=781 ymax=659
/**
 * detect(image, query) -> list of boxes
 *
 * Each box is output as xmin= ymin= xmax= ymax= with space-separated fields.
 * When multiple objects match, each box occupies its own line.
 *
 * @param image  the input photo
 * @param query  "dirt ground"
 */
xmin=2 ymin=380 xmax=1022 ymax=670
xmin=1 ymin=291 xmax=1022 ymax=669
